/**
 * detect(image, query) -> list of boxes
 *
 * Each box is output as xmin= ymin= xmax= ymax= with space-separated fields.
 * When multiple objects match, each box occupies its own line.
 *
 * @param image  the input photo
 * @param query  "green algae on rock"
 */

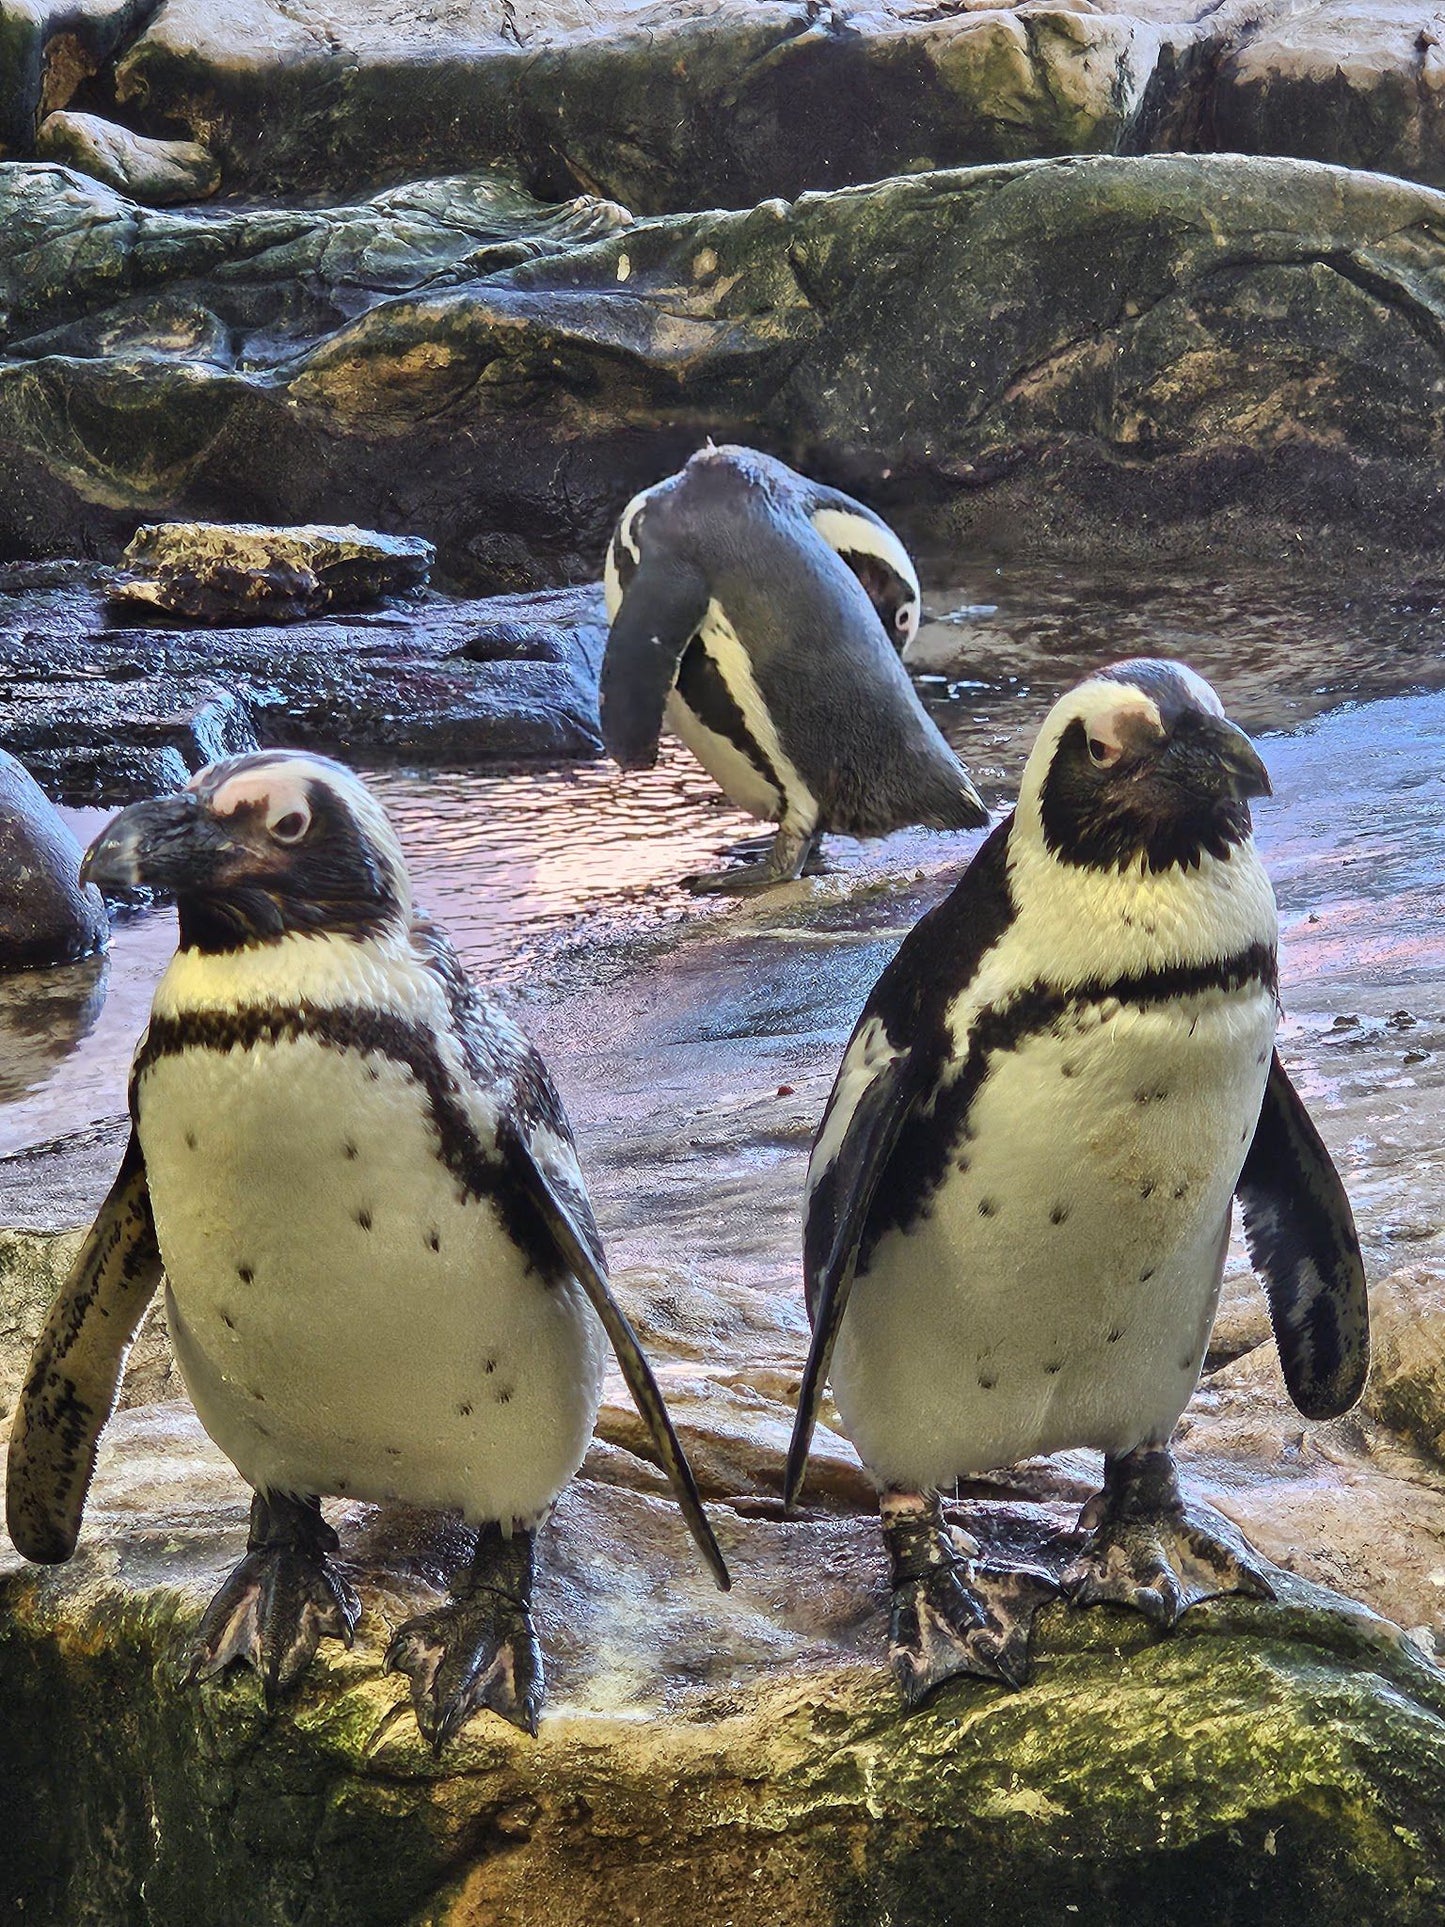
xmin=5 ymin=155 xmax=1445 ymax=586
xmin=3 ymin=1400 xmax=1445 ymax=1926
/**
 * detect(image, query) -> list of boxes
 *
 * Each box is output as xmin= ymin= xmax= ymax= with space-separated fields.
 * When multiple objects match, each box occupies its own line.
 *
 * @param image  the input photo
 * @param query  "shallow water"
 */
xmin=2 ymin=560 xmax=1443 ymax=1159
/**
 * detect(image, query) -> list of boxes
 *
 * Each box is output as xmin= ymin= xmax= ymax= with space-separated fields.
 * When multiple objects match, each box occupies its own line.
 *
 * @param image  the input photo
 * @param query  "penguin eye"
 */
xmin=1087 ymin=736 xmax=1123 ymax=769
xmin=269 ymin=806 xmax=310 ymax=844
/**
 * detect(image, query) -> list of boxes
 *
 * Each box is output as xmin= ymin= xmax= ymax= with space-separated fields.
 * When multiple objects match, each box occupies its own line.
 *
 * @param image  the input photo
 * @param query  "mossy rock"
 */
xmin=5 ymin=154 xmax=1445 ymax=584
xmin=4 ymin=1405 xmax=1445 ymax=1925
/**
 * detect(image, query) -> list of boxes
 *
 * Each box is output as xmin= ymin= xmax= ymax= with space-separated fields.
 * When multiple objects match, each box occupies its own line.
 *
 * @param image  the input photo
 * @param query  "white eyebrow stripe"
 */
xmin=809 ymin=506 xmax=919 ymax=600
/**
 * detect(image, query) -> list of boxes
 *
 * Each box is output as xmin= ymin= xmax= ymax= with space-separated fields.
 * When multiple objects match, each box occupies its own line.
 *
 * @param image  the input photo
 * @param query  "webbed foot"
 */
xmin=884 ymin=1493 xmax=1056 ymax=1706
xmin=684 ymin=828 xmax=820 ymax=895
xmin=383 ymin=1522 xmax=543 ymax=1749
xmin=187 ymin=1491 xmax=360 ymax=1707
xmin=1062 ymin=1446 xmax=1275 ymax=1629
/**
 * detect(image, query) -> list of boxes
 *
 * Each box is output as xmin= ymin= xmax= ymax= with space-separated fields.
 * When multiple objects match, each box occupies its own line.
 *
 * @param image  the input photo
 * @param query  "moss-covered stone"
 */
xmin=4 ymin=1402 xmax=1445 ymax=1926
xmin=6 ymin=154 xmax=1445 ymax=584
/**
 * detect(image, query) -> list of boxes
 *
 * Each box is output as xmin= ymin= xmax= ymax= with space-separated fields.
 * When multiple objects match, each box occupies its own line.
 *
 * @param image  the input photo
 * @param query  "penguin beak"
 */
xmin=1162 ymin=712 xmax=1272 ymax=802
xmin=81 ymin=793 xmax=241 ymax=896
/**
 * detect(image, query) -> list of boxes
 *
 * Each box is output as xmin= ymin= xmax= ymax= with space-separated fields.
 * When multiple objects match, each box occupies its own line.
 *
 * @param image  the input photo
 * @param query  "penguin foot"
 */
xmin=1062 ymin=1446 xmax=1276 ymax=1630
xmin=383 ymin=1522 xmax=543 ymax=1749
xmin=883 ymin=1493 xmax=1056 ymax=1705
xmin=187 ymin=1492 xmax=360 ymax=1708
xmin=684 ymin=828 xmax=820 ymax=895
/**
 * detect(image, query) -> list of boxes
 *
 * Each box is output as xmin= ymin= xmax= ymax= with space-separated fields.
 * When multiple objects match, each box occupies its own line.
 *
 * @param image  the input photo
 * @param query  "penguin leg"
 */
xmin=684 ymin=826 xmax=819 ymax=895
xmin=383 ymin=1520 xmax=543 ymax=1749
xmin=1062 ymin=1446 xmax=1276 ymax=1629
xmin=187 ymin=1491 xmax=361 ymax=1708
xmin=882 ymin=1491 xmax=1056 ymax=1706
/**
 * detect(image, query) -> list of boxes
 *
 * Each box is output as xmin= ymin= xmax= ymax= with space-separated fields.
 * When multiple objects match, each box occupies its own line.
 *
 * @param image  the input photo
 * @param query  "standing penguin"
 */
xmin=7 ymin=751 xmax=729 ymax=1747
xmin=602 ymin=445 xmax=988 ymax=892
xmin=785 ymin=661 xmax=1368 ymax=1704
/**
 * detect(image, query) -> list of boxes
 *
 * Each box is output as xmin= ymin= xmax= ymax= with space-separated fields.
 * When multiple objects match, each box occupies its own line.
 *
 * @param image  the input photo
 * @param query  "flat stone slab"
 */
xmin=107 ymin=521 xmax=435 ymax=621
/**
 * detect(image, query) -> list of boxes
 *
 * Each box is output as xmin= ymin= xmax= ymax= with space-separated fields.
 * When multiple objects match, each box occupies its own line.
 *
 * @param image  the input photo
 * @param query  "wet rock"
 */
xmin=5 ymin=1398 xmax=1445 ymax=1924
xmin=0 ymin=751 xmax=107 ymax=965
xmin=34 ymin=111 xmax=219 ymax=204
xmin=0 ymin=677 xmax=259 ymax=806
xmin=108 ymin=522 xmax=434 ymax=621
xmin=0 ymin=0 xmax=160 ymax=153
xmin=5 ymin=155 xmax=1445 ymax=583
xmin=0 ymin=572 xmax=607 ymax=801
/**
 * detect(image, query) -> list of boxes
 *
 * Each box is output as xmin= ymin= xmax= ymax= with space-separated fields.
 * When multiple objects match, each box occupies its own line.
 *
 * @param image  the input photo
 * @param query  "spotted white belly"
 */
xmin=137 ymin=1038 xmax=607 ymax=1525
xmin=830 ymin=987 xmax=1277 ymax=1490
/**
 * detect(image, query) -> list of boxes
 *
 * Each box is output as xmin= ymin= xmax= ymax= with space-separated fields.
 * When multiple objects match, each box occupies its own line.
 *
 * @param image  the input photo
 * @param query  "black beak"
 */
xmin=1164 ymin=712 xmax=1272 ymax=802
xmin=80 ymin=793 xmax=240 ymax=896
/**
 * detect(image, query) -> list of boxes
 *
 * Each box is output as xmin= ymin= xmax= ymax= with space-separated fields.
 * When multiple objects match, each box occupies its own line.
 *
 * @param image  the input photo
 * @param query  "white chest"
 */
xmin=830 ymin=984 xmax=1277 ymax=1490
xmin=136 ymin=1036 xmax=606 ymax=1524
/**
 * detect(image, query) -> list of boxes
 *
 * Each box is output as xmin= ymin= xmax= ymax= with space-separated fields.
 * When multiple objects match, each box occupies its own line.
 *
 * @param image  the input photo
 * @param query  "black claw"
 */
xmin=186 ymin=1492 xmax=360 ymax=1705
xmin=384 ymin=1522 xmax=544 ymax=1750
xmin=1063 ymin=1446 xmax=1277 ymax=1626
xmin=884 ymin=1497 xmax=1057 ymax=1706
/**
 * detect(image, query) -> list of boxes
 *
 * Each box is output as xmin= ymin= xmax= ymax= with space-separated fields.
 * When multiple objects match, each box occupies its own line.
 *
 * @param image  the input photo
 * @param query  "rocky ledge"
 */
xmin=0 ymin=565 xmax=608 ymax=802
xmin=9 ymin=0 xmax=1445 ymax=210
xmin=4 ymin=154 xmax=1445 ymax=587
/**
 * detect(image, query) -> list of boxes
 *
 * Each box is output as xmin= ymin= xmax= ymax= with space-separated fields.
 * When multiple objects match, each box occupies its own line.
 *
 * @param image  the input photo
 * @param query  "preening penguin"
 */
xmin=6 ymin=751 xmax=729 ymax=1747
xmin=785 ymin=661 xmax=1368 ymax=1705
xmin=601 ymin=445 xmax=988 ymax=892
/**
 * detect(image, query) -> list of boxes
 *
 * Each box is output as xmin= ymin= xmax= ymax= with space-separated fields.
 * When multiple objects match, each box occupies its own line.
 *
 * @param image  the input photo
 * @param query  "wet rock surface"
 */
xmin=0 ymin=567 xmax=608 ymax=802
xmin=107 ymin=521 xmax=435 ymax=621
xmin=0 ymin=750 xmax=107 ymax=965
xmin=5 ymin=154 xmax=1445 ymax=584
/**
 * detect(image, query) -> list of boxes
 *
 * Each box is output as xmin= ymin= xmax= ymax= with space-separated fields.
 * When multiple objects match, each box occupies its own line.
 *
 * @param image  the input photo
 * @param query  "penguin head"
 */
xmin=81 ymin=751 xmax=411 ymax=951
xmin=1018 ymin=659 xmax=1271 ymax=873
xmin=603 ymin=445 xmax=921 ymax=652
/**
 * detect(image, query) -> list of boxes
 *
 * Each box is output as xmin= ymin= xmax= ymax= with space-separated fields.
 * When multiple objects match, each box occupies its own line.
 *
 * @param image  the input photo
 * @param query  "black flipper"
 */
xmin=599 ymin=551 xmax=711 ymax=769
xmin=7 ymin=1128 xmax=164 ymax=1563
xmin=784 ymin=1057 xmax=925 ymax=1509
xmin=1236 ymin=1051 xmax=1369 ymax=1420
xmin=501 ymin=1126 xmax=731 ymax=1592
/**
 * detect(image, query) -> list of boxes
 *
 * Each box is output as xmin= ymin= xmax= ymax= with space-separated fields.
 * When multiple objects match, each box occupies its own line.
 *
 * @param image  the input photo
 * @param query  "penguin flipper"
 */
xmin=599 ymin=553 xmax=711 ymax=769
xmin=6 ymin=1127 xmax=163 ymax=1563
xmin=786 ymin=1060 xmax=924 ymax=1509
xmin=1236 ymin=1050 xmax=1369 ymax=1420
xmin=503 ymin=1129 xmax=732 ymax=1592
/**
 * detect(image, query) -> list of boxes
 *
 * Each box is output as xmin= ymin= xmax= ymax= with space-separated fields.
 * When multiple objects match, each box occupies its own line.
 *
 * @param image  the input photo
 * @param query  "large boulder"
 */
xmin=89 ymin=0 xmax=1445 ymax=208
xmin=0 ymin=749 xmax=107 ymax=966
xmin=4 ymin=154 xmax=1445 ymax=584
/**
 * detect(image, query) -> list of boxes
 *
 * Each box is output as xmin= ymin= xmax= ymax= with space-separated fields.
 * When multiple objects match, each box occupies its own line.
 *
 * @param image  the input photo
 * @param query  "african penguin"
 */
xmin=785 ymin=660 xmax=1369 ymax=1705
xmin=601 ymin=444 xmax=988 ymax=893
xmin=6 ymin=750 xmax=729 ymax=1748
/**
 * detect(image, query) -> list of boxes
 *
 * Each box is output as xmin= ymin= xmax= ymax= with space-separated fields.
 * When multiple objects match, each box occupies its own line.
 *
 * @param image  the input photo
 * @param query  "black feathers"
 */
xmin=1237 ymin=1052 xmax=1370 ymax=1420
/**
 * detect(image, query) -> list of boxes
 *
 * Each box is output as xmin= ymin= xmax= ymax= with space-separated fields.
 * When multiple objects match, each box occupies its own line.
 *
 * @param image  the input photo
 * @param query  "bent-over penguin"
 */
xmin=602 ymin=445 xmax=988 ymax=893
xmin=785 ymin=661 xmax=1368 ymax=1704
xmin=6 ymin=750 xmax=729 ymax=1747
